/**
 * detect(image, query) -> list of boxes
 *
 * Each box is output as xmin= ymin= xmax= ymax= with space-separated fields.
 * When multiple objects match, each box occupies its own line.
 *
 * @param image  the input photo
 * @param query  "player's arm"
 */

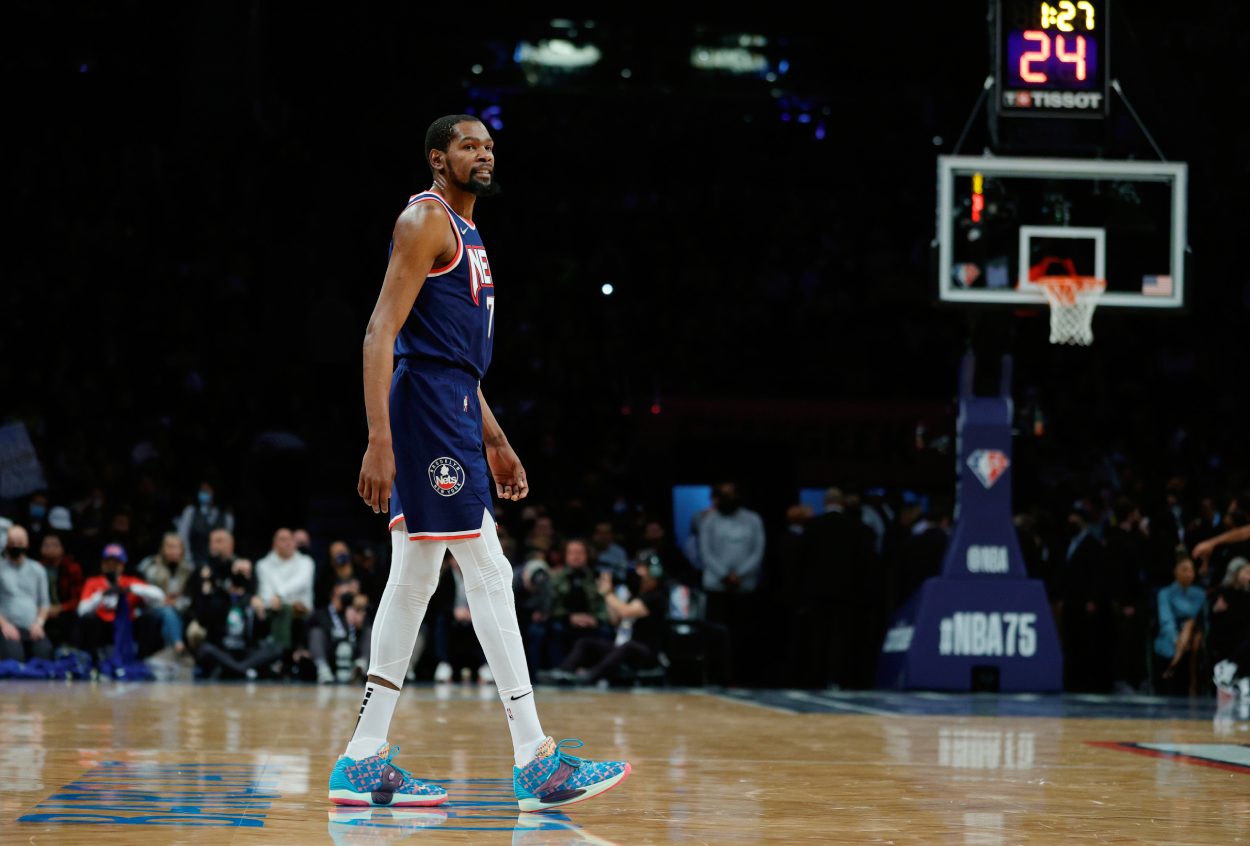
xmin=480 ymin=387 xmax=528 ymax=501
xmin=1192 ymin=524 xmax=1250 ymax=564
xmin=358 ymin=203 xmax=457 ymax=514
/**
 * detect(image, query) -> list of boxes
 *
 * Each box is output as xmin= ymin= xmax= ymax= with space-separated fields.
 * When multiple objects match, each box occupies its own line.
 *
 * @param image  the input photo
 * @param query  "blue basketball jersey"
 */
xmin=391 ymin=191 xmax=494 ymax=380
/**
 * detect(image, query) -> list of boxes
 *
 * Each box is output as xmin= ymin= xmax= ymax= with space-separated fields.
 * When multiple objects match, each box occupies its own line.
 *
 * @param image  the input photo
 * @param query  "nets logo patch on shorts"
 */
xmin=428 ymin=457 xmax=466 ymax=497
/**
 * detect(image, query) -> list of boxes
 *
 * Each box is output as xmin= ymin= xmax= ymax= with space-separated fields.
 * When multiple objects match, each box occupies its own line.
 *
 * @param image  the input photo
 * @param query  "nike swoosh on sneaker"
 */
xmin=510 ymin=692 xmax=532 ymax=701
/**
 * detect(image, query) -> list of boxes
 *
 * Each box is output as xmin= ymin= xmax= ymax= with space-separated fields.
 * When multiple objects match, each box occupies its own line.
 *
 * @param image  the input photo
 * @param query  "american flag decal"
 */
xmin=1142 ymin=275 xmax=1173 ymax=296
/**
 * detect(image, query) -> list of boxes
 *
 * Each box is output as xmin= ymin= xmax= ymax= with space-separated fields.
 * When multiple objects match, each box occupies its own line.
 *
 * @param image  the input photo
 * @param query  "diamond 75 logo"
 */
xmin=967 ymin=449 xmax=1010 ymax=489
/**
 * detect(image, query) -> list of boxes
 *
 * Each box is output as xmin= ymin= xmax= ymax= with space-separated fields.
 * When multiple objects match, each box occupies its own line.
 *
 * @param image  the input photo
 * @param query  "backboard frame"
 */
xmin=936 ymin=155 xmax=1188 ymax=308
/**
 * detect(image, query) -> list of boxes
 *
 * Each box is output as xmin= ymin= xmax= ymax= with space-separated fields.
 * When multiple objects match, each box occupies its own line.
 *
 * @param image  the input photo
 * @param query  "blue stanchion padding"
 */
xmin=876 ymin=577 xmax=1063 ymax=691
xmin=877 ymin=354 xmax=1063 ymax=691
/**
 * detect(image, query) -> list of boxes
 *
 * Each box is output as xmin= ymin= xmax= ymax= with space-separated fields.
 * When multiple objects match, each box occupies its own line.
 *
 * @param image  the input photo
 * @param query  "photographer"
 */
xmin=77 ymin=544 xmax=167 ymax=658
xmin=308 ymin=582 xmax=371 ymax=684
xmin=192 ymin=558 xmax=282 ymax=679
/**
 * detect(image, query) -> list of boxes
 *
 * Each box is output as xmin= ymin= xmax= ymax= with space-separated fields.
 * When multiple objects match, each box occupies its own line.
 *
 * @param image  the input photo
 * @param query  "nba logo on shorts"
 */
xmin=967 ymin=449 xmax=1010 ymax=489
xmin=428 ymin=457 xmax=466 ymax=497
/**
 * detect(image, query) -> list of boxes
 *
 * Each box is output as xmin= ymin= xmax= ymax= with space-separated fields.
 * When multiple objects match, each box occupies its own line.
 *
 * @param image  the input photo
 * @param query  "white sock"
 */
xmin=448 ymin=509 xmax=545 ymax=767
xmin=500 ymin=690 xmax=546 ymax=767
xmin=344 ymin=682 xmax=399 ymax=760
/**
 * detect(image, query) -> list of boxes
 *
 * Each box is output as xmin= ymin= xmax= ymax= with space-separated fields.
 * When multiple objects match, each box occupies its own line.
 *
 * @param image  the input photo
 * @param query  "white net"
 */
xmin=1037 ymin=276 xmax=1105 ymax=346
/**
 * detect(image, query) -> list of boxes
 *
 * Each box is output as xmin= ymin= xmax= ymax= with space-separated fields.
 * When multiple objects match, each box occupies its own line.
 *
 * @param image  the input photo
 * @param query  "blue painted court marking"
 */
xmin=1089 ymin=742 xmax=1250 ymax=774
xmin=17 ymin=762 xmax=282 ymax=826
xmin=717 ymin=689 xmax=1229 ymax=721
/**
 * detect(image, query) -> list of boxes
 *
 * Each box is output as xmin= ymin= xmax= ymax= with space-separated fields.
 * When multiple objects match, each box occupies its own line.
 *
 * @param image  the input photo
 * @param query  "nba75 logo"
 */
xmin=967 ymin=449 xmax=1010 ymax=489
xmin=428 ymin=457 xmax=466 ymax=497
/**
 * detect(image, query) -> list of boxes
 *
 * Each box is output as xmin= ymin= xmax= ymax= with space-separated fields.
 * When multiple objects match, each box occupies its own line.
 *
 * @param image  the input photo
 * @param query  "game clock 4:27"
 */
xmin=996 ymin=0 xmax=1109 ymax=117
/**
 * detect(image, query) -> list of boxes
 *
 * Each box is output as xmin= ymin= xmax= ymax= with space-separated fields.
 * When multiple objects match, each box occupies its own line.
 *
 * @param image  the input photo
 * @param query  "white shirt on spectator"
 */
xmin=698 ymin=508 xmax=766 ymax=593
xmin=256 ymin=549 xmax=315 ymax=608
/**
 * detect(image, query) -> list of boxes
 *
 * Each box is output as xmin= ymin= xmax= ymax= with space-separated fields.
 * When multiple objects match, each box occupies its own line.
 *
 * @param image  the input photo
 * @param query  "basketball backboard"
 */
xmin=936 ymin=155 xmax=1187 ymax=308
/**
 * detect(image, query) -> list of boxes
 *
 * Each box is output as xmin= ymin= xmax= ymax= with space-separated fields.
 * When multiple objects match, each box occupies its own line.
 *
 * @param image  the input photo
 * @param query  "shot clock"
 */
xmin=996 ymin=0 xmax=1109 ymax=117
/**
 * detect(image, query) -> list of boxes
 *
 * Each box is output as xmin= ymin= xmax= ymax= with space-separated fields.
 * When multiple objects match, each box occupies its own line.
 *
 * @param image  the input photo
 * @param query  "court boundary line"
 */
xmin=1086 ymin=741 xmax=1250 ymax=774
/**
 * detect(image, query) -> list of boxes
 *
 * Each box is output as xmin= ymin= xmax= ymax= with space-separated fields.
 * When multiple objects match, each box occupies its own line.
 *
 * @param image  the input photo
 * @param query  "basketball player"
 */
xmin=327 ymin=116 xmax=630 ymax=811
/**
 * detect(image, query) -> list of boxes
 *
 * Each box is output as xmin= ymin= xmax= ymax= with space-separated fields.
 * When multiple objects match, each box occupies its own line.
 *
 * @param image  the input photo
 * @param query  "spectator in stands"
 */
xmin=192 ymin=559 xmax=282 ymax=680
xmin=640 ymin=519 xmax=695 ymax=587
xmin=293 ymin=528 xmax=313 ymax=557
xmin=1155 ymin=549 xmax=1207 ymax=695
xmin=800 ymin=488 xmax=877 ymax=688
xmin=207 ymin=528 xmax=237 ymax=585
xmin=525 ymin=515 xmax=559 ymax=561
xmin=78 ymin=544 xmax=168 ymax=658
xmin=591 ymin=521 xmax=630 ymax=580
xmin=699 ymin=482 xmax=765 ymax=685
xmin=38 ymin=533 xmax=83 ymax=648
xmin=72 ymin=487 xmax=107 ymax=543
xmin=554 ymin=560 xmax=667 ymax=683
xmin=1105 ymin=497 xmax=1149 ymax=693
xmin=315 ymin=541 xmax=356 ymax=608
xmin=861 ymin=488 xmax=892 ymax=556
xmin=518 ymin=552 xmax=556 ymax=670
xmin=255 ymin=528 xmax=314 ymax=650
xmin=309 ymin=581 xmax=371 ymax=684
xmin=901 ymin=495 xmax=952 ymax=601
xmin=354 ymin=545 xmax=384 ymax=606
xmin=550 ymin=539 xmax=610 ymax=652
xmin=137 ymin=533 xmax=194 ymax=654
xmin=431 ymin=554 xmax=489 ymax=683
xmin=0 ymin=526 xmax=54 ymax=661
xmin=175 ymin=482 xmax=234 ymax=566
xmin=24 ymin=493 xmax=51 ymax=538
xmin=1062 ymin=499 xmax=1115 ymax=692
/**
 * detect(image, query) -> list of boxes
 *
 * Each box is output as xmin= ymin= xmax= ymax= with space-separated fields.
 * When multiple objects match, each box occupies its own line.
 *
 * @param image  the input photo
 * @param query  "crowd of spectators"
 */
xmin=4 ymin=467 xmax=1249 ymax=696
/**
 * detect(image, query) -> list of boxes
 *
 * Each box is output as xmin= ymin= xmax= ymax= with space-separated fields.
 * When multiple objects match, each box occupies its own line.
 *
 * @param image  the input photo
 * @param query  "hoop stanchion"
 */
xmin=1036 ymin=275 xmax=1105 ymax=346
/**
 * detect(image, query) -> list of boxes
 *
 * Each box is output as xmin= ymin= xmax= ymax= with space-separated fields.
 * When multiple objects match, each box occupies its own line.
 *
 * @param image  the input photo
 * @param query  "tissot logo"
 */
xmin=1002 ymin=90 xmax=1104 ymax=110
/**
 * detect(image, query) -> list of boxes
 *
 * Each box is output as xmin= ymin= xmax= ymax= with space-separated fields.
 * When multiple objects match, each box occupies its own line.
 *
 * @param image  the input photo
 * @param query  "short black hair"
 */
xmin=424 ymin=114 xmax=481 ymax=174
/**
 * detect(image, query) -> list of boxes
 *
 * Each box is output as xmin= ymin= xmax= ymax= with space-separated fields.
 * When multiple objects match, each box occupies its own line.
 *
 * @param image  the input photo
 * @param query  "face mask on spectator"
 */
xmin=5 ymin=546 xmax=28 ymax=560
xmin=198 ymin=490 xmax=213 ymax=506
xmin=334 ymin=551 xmax=352 ymax=566
xmin=30 ymin=504 xmax=46 ymax=520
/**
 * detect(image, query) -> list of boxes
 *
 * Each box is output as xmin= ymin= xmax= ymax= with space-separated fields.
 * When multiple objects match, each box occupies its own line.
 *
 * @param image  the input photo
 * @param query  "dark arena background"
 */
xmin=4 ymin=4 xmax=1250 ymax=844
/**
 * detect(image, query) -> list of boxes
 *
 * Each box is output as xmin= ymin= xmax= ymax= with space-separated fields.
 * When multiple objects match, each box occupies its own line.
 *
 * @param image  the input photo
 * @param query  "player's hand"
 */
xmin=486 ymin=443 xmax=529 ymax=501
xmin=358 ymin=439 xmax=396 ymax=514
xmin=1191 ymin=538 xmax=1215 ymax=564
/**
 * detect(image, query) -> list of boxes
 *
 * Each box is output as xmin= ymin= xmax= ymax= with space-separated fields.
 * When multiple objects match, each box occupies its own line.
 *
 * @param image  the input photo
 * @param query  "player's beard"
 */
xmin=453 ymin=167 xmax=501 ymax=197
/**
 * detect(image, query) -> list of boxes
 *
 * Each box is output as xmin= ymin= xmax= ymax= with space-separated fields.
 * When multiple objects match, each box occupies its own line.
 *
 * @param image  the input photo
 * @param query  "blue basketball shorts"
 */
xmin=387 ymin=359 xmax=495 ymax=539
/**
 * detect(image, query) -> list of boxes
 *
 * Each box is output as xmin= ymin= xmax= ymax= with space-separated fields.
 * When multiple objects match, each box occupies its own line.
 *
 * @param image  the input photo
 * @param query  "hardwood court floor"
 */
xmin=2 ymin=682 xmax=1249 ymax=845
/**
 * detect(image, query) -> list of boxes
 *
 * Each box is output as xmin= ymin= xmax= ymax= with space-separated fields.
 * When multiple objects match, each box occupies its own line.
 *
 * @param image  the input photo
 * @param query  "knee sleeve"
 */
xmin=367 ymin=529 xmax=444 ymax=687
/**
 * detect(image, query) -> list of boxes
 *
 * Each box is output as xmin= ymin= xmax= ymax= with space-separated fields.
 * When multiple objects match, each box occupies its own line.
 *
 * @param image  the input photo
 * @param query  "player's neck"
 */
xmin=430 ymin=179 xmax=475 ymax=222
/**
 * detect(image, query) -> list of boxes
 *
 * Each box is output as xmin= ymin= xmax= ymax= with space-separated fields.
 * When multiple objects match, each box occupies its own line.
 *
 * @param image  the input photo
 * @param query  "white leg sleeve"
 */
xmin=448 ymin=508 xmax=545 ymax=765
xmin=366 ymin=528 xmax=445 ymax=687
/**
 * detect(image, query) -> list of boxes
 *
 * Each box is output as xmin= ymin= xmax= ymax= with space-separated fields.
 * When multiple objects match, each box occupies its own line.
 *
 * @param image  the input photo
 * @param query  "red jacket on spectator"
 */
xmin=78 ymin=575 xmax=163 ymax=622
xmin=52 ymin=556 xmax=84 ymax=613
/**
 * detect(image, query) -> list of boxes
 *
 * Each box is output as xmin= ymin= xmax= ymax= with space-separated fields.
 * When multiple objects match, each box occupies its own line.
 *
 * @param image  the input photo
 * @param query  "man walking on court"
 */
xmin=329 ymin=115 xmax=630 ymax=812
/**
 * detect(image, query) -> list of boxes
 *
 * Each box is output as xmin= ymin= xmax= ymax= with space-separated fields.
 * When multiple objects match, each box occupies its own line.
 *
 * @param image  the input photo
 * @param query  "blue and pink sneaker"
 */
xmin=513 ymin=738 xmax=631 ymax=812
xmin=328 ymin=746 xmax=447 ymax=807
